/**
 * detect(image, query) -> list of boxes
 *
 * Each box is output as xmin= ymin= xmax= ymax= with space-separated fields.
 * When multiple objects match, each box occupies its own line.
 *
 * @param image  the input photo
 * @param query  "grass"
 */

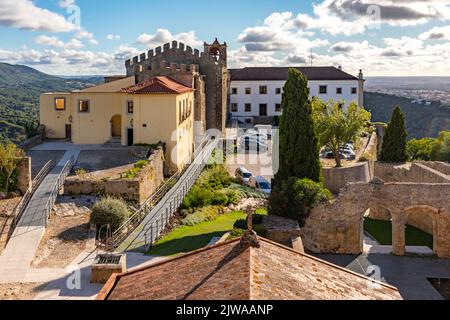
xmin=147 ymin=211 xmax=247 ymax=257
xmin=364 ymin=218 xmax=434 ymax=249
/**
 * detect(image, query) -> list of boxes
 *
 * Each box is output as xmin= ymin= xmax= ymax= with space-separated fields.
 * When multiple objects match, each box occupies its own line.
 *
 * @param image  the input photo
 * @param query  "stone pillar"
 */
xmin=392 ymin=214 xmax=405 ymax=256
xmin=358 ymin=69 xmax=365 ymax=107
xmin=17 ymin=157 xmax=32 ymax=194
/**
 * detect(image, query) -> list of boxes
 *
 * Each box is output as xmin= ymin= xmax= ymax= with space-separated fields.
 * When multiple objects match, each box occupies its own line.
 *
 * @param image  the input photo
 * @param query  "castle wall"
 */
xmin=125 ymin=40 xmax=228 ymax=133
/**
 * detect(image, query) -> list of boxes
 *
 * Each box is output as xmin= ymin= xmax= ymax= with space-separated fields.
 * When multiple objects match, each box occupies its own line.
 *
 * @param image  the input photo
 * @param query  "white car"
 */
xmin=254 ymin=125 xmax=273 ymax=139
xmin=235 ymin=167 xmax=252 ymax=185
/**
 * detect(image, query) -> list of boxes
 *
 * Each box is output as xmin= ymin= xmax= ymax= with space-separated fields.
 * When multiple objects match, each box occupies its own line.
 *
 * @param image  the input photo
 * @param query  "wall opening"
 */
xmin=404 ymin=206 xmax=436 ymax=254
xmin=363 ymin=206 xmax=393 ymax=251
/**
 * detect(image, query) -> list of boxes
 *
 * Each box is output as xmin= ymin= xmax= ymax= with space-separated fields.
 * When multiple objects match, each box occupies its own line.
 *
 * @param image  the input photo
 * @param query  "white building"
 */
xmin=229 ymin=67 xmax=364 ymax=124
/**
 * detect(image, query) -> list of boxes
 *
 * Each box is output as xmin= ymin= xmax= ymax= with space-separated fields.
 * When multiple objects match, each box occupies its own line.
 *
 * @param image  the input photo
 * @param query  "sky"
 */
xmin=2 ymin=0 xmax=450 ymax=76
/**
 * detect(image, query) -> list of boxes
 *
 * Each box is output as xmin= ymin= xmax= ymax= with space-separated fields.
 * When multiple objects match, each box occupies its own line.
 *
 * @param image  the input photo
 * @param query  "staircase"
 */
xmin=104 ymin=137 xmax=122 ymax=148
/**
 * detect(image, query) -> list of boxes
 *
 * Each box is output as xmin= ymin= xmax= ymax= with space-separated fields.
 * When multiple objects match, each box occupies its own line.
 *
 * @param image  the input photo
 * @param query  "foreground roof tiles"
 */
xmin=230 ymin=66 xmax=359 ymax=81
xmin=97 ymin=237 xmax=402 ymax=300
xmin=120 ymin=76 xmax=194 ymax=95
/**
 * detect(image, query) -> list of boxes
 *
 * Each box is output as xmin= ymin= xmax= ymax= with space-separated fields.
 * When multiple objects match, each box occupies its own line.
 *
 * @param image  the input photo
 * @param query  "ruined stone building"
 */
xmin=125 ymin=39 xmax=229 ymax=139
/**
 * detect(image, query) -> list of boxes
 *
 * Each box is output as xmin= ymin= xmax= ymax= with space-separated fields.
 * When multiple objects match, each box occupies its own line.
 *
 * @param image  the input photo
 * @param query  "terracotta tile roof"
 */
xmin=120 ymin=76 xmax=194 ymax=95
xmin=230 ymin=67 xmax=358 ymax=81
xmin=97 ymin=236 xmax=402 ymax=300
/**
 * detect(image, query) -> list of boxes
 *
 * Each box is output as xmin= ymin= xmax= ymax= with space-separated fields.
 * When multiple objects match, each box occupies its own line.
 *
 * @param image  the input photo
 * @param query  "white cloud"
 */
xmin=35 ymin=35 xmax=85 ymax=49
xmin=0 ymin=0 xmax=75 ymax=32
xmin=58 ymin=0 xmax=76 ymax=8
xmin=106 ymin=34 xmax=121 ymax=41
xmin=419 ymin=25 xmax=450 ymax=40
xmin=136 ymin=29 xmax=202 ymax=48
xmin=75 ymin=30 xmax=99 ymax=45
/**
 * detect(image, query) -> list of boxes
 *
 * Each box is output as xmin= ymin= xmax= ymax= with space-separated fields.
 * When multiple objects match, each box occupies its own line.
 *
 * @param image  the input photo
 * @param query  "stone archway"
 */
xmin=111 ymin=114 xmax=122 ymax=138
xmin=363 ymin=206 xmax=393 ymax=252
xmin=403 ymin=205 xmax=438 ymax=254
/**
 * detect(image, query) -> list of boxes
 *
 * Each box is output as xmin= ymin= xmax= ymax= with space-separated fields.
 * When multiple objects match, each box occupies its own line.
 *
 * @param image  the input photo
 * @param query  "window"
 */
xmin=78 ymin=100 xmax=89 ymax=113
xmin=352 ymin=87 xmax=358 ymax=94
xmin=231 ymin=88 xmax=238 ymax=95
xmin=259 ymin=86 xmax=268 ymax=95
xmin=127 ymin=101 xmax=134 ymax=114
xmin=275 ymin=104 xmax=282 ymax=112
xmin=245 ymin=103 xmax=252 ymax=112
xmin=275 ymin=88 xmax=282 ymax=95
xmin=319 ymin=86 xmax=328 ymax=94
xmin=54 ymin=98 xmax=66 ymax=111
xmin=336 ymin=88 xmax=342 ymax=95
xmin=231 ymin=103 xmax=238 ymax=112
xmin=245 ymin=88 xmax=251 ymax=95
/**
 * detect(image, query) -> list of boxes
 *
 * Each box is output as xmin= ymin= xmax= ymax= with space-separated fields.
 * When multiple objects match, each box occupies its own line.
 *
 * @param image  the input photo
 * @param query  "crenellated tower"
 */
xmin=125 ymin=38 xmax=228 ymax=134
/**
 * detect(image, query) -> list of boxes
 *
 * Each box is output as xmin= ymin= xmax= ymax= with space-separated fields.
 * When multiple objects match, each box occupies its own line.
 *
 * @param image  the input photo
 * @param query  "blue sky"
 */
xmin=1 ymin=0 xmax=450 ymax=76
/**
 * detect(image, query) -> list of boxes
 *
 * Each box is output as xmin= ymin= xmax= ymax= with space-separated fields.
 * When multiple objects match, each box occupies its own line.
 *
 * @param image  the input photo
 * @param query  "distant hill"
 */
xmin=0 ymin=63 xmax=102 ymax=143
xmin=364 ymin=92 xmax=450 ymax=139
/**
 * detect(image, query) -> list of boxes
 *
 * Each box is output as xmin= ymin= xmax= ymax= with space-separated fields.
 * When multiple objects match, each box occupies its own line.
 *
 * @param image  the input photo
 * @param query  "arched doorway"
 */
xmin=111 ymin=115 xmax=122 ymax=138
xmin=403 ymin=206 xmax=437 ymax=255
xmin=363 ymin=206 xmax=393 ymax=253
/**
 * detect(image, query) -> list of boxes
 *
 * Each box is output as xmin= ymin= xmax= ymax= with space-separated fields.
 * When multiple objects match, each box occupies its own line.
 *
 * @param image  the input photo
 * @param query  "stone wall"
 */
xmin=16 ymin=157 xmax=32 ymax=194
xmin=125 ymin=39 xmax=228 ymax=132
xmin=419 ymin=161 xmax=450 ymax=176
xmin=19 ymin=125 xmax=45 ymax=151
xmin=64 ymin=149 xmax=164 ymax=204
xmin=374 ymin=162 xmax=450 ymax=183
xmin=301 ymin=181 xmax=450 ymax=258
xmin=323 ymin=162 xmax=372 ymax=194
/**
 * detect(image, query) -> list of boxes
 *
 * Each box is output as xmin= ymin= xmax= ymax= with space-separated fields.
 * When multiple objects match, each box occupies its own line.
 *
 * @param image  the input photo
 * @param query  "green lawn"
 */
xmin=364 ymin=218 xmax=434 ymax=249
xmin=147 ymin=211 xmax=247 ymax=257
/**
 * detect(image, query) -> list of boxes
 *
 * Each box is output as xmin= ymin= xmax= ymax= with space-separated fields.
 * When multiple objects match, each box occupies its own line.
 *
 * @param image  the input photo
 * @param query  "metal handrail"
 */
xmin=143 ymin=137 xmax=219 ymax=250
xmin=43 ymin=156 xmax=75 ymax=227
xmin=97 ymin=136 xmax=214 ymax=251
xmin=3 ymin=160 xmax=54 ymax=242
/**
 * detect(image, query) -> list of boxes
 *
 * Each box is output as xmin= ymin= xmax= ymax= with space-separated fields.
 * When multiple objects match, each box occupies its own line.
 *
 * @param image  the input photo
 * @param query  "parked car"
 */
xmin=254 ymin=125 xmax=273 ymax=139
xmin=324 ymin=150 xmax=350 ymax=160
xmin=339 ymin=147 xmax=356 ymax=160
xmin=235 ymin=167 xmax=253 ymax=185
xmin=239 ymin=136 xmax=268 ymax=153
xmin=241 ymin=129 xmax=268 ymax=142
xmin=249 ymin=176 xmax=272 ymax=194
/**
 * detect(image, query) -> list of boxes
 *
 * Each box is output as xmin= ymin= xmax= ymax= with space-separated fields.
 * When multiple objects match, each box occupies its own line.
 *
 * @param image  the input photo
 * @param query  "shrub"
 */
xmin=90 ymin=198 xmax=131 ymax=231
xmin=211 ymin=191 xmax=229 ymax=206
xmin=358 ymin=152 xmax=375 ymax=162
xmin=75 ymin=168 xmax=89 ymax=180
xmin=181 ymin=206 xmax=225 ymax=226
xmin=0 ymin=169 xmax=18 ymax=194
xmin=121 ymin=160 xmax=149 ymax=179
xmin=269 ymin=178 xmax=331 ymax=227
xmin=228 ymin=228 xmax=246 ymax=240
xmin=181 ymin=186 xmax=214 ymax=209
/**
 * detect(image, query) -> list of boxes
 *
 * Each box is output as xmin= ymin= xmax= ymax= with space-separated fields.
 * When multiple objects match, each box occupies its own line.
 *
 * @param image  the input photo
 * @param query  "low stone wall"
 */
xmin=16 ymin=157 xmax=32 ymax=194
xmin=19 ymin=125 xmax=45 ymax=151
xmin=374 ymin=162 xmax=450 ymax=183
xmin=64 ymin=149 xmax=164 ymax=204
xmin=419 ymin=161 xmax=450 ymax=176
xmin=323 ymin=162 xmax=372 ymax=194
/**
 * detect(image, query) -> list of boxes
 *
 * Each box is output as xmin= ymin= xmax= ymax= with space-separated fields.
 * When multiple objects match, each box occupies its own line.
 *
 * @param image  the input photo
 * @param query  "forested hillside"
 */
xmin=0 ymin=63 xmax=102 ymax=143
xmin=364 ymin=92 xmax=450 ymax=139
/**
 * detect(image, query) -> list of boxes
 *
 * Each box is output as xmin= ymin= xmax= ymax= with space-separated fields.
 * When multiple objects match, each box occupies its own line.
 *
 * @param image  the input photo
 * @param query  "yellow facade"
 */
xmin=39 ymin=77 xmax=195 ymax=174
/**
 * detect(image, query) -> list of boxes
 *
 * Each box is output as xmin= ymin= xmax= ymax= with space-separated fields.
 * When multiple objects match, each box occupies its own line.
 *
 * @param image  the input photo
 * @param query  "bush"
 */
xmin=90 ymin=198 xmax=131 ymax=231
xmin=269 ymin=178 xmax=331 ymax=227
xmin=181 ymin=206 xmax=225 ymax=226
xmin=224 ymin=183 xmax=268 ymax=200
xmin=358 ymin=152 xmax=375 ymax=162
xmin=121 ymin=160 xmax=149 ymax=179
xmin=181 ymin=186 xmax=214 ymax=209
xmin=227 ymin=228 xmax=246 ymax=240
xmin=0 ymin=169 xmax=18 ymax=193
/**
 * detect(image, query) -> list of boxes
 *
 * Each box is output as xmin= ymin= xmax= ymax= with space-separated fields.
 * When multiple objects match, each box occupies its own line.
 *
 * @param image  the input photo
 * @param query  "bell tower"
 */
xmin=204 ymin=38 xmax=227 ymax=67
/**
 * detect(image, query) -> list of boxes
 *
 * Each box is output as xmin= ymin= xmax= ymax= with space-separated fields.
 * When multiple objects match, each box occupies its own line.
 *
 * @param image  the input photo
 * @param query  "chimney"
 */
xmin=358 ymin=69 xmax=364 ymax=80
xmin=358 ymin=69 xmax=365 ymax=107
xmin=338 ymin=65 xmax=342 ymax=70
xmin=238 ymin=209 xmax=260 ymax=249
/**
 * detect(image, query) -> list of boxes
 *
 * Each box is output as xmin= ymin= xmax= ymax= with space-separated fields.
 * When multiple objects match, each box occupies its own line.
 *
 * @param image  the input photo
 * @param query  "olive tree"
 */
xmin=312 ymin=99 xmax=371 ymax=168
xmin=0 ymin=143 xmax=25 ymax=193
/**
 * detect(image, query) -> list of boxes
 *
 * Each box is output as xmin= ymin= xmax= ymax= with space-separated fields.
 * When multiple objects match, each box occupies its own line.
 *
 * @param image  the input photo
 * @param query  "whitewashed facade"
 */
xmin=229 ymin=67 xmax=364 ymax=123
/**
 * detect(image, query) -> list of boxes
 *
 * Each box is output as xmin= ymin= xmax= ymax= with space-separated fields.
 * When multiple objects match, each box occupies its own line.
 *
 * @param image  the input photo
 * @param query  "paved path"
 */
xmin=0 ymin=150 xmax=79 ymax=283
xmin=315 ymin=253 xmax=450 ymax=300
xmin=363 ymin=234 xmax=434 ymax=255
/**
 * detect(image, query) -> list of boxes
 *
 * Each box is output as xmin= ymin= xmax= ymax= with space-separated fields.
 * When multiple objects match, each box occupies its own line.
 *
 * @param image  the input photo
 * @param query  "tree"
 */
xmin=312 ymin=100 xmax=372 ymax=167
xmin=0 ymin=143 xmax=24 ymax=193
xmin=269 ymin=69 xmax=325 ymax=221
xmin=274 ymin=68 xmax=322 ymax=183
xmin=379 ymin=106 xmax=408 ymax=163
xmin=268 ymin=177 xmax=331 ymax=227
